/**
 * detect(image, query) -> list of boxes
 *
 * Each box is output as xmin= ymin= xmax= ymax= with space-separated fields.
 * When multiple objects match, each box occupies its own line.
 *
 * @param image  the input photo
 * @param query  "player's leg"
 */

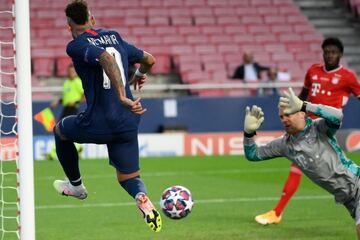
xmin=53 ymin=116 xmax=87 ymax=199
xmin=255 ymin=164 xmax=302 ymax=225
xmin=107 ymin=131 xmax=161 ymax=232
xmin=46 ymin=106 xmax=81 ymax=160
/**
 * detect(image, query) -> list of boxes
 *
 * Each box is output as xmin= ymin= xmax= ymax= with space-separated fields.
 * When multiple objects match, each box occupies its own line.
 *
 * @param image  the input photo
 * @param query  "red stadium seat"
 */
xmin=33 ymin=57 xmax=55 ymax=77
xmin=186 ymin=35 xmax=209 ymax=44
xmin=56 ymin=57 xmax=72 ymax=77
xmin=194 ymin=17 xmax=216 ymax=26
xmin=213 ymin=7 xmax=237 ymax=16
xmin=184 ymin=0 xmax=207 ymax=6
xmin=151 ymin=55 xmax=171 ymax=74
xmin=148 ymin=16 xmax=170 ymax=26
xmin=200 ymin=26 xmax=224 ymax=35
xmin=191 ymin=7 xmax=214 ymax=16
xmin=171 ymin=16 xmax=193 ymax=26
xmin=216 ymin=16 xmax=240 ymax=25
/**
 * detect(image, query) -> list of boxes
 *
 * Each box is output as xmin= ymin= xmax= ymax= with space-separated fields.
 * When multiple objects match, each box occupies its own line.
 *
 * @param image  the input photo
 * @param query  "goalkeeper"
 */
xmin=243 ymin=87 xmax=360 ymax=240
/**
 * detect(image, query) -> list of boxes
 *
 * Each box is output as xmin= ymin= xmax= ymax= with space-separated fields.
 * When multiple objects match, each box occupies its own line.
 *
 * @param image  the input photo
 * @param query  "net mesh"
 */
xmin=0 ymin=1 xmax=20 ymax=239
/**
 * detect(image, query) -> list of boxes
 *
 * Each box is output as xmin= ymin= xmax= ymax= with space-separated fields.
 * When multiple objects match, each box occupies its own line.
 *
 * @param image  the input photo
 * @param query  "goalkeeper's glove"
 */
xmin=279 ymin=87 xmax=305 ymax=115
xmin=244 ymin=105 xmax=264 ymax=135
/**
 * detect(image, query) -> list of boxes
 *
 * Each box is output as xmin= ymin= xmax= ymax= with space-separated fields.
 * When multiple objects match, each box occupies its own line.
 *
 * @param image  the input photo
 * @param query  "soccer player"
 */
xmin=244 ymin=88 xmax=360 ymax=239
xmin=255 ymin=37 xmax=360 ymax=225
xmin=52 ymin=0 xmax=161 ymax=232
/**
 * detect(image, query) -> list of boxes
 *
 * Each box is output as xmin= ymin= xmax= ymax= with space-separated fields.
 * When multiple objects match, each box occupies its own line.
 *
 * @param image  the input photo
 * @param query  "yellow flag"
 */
xmin=34 ymin=107 xmax=56 ymax=132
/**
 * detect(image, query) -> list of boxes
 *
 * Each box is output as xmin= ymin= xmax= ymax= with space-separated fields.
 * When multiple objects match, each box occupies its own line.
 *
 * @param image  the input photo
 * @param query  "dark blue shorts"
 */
xmin=57 ymin=116 xmax=139 ymax=174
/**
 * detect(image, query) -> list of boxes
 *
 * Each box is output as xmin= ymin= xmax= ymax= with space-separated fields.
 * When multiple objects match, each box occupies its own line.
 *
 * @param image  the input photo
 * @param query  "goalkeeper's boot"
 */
xmin=135 ymin=192 xmax=162 ymax=232
xmin=53 ymin=179 xmax=88 ymax=200
xmin=255 ymin=210 xmax=282 ymax=225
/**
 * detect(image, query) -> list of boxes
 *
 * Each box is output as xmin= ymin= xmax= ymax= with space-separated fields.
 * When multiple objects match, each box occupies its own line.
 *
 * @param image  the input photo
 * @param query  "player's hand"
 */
xmin=129 ymin=75 xmax=147 ymax=91
xmin=121 ymin=97 xmax=147 ymax=115
xmin=244 ymin=105 xmax=264 ymax=134
xmin=279 ymin=87 xmax=303 ymax=114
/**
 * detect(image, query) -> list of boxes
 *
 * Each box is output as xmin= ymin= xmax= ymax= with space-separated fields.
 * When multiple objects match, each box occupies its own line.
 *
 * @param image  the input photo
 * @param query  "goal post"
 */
xmin=15 ymin=0 xmax=36 ymax=239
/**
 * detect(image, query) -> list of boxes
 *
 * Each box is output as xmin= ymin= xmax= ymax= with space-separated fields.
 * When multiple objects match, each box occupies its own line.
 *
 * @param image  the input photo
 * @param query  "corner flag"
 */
xmin=34 ymin=107 xmax=56 ymax=132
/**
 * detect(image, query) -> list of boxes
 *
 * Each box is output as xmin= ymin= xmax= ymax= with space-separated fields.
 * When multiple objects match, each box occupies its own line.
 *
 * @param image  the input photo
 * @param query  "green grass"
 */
xmin=4 ymin=153 xmax=360 ymax=239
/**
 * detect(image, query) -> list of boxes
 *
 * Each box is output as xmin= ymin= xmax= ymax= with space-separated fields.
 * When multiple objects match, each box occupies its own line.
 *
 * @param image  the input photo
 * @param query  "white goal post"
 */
xmin=15 ymin=0 xmax=35 ymax=239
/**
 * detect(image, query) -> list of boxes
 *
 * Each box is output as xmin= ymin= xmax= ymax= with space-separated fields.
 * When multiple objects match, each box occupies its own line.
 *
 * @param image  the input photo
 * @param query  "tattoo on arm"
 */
xmin=99 ymin=51 xmax=125 ymax=99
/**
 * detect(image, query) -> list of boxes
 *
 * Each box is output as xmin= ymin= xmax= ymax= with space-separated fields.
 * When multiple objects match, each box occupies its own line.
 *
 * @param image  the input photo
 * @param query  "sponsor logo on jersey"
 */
xmin=311 ymin=75 xmax=318 ymax=81
xmin=311 ymin=83 xmax=321 ymax=96
xmin=346 ymin=131 xmax=360 ymax=151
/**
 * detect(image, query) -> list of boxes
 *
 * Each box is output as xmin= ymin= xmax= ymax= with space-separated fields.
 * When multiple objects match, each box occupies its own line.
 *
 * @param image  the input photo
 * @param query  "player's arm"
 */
xmin=243 ymin=105 xmax=284 ymax=161
xmin=298 ymin=66 xmax=313 ymax=101
xmin=130 ymin=51 xmax=155 ymax=90
xmin=298 ymin=87 xmax=309 ymax=101
xmin=304 ymin=102 xmax=343 ymax=132
xmin=99 ymin=51 xmax=146 ymax=115
xmin=279 ymin=87 xmax=343 ymax=133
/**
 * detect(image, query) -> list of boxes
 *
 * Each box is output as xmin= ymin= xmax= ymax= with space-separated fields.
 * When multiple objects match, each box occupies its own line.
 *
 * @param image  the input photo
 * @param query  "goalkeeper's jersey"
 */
xmin=244 ymin=104 xmax=360 ymax=204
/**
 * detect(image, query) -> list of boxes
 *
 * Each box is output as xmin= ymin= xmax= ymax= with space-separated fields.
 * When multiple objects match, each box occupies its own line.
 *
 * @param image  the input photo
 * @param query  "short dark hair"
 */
xmin=65 ymin=0 xmax=89 ymax=25
xmin=321 ymin=37 xmax=344 ymax=53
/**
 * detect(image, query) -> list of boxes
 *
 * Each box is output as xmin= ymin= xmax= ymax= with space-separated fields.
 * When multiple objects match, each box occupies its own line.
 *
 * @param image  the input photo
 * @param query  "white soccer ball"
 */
xmin=159 ymin=185 xmax=194 ymax=219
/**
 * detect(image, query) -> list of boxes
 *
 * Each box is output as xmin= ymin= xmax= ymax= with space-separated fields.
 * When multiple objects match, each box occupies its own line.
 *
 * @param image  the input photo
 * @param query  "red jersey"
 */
xmin=304 ymin=64 xmax=360 ymax=109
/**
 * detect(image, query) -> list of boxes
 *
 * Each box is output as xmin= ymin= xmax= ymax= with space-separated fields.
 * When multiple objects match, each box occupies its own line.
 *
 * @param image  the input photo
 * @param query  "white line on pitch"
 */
xmin=32 ymin=195 xmax=331 ymax=210
xmin=35 ymin=168 xmax=290 ymax=181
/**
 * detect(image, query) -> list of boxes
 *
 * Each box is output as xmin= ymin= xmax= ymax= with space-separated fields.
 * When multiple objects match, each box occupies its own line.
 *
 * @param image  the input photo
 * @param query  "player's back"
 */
xmin=304 ymin=64 xmax=360 ymax=109
xmin=66 ymin=28 xmax=144 ymax=134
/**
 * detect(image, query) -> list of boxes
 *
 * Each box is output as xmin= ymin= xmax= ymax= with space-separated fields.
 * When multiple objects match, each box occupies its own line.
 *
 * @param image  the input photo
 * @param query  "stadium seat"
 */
xmin=56 ymin=57 xmax=72 ymax=77
xmin=151 ymin=55 xmax=171 ymax=74
xmin=33 ymin=57 xmax=55 ymax=77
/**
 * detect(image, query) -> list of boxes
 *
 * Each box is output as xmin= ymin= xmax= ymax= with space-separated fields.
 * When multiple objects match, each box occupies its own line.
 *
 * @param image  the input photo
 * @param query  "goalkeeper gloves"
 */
xmin=244 ymin=105 xmax=264 ymax=135
xmin=279 ymin=87 xmax=306 ymax=115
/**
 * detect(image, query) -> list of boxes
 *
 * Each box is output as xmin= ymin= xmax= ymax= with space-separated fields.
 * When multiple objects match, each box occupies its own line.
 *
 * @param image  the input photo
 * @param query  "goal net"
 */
xmin=1 ymin=0 xmax=35 ymax=239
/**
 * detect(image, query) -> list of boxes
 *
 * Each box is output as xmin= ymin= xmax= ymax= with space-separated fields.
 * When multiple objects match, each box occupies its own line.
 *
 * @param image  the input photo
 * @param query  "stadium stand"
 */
xmin=7 ymin=0 xmax=360 ymax=97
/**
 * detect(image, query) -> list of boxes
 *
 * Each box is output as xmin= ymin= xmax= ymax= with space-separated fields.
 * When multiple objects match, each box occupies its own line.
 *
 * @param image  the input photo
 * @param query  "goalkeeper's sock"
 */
xmin=54 ymin=131 xmax=82 ymax=186
xmin=273 ymin=164 xmax=302 ymax=217
xmin=120 ymin=177 xmax=147 ymax=199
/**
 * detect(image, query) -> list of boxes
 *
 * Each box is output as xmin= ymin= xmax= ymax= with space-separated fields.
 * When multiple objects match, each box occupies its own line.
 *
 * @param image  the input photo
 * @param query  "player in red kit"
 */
xmin=255 ymin=37 xmax=360 ymax=225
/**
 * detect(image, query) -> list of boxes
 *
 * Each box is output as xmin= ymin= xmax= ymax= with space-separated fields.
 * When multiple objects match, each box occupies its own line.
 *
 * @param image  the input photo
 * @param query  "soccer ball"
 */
xmin=159 ymin=185 xmax=194 ymax=219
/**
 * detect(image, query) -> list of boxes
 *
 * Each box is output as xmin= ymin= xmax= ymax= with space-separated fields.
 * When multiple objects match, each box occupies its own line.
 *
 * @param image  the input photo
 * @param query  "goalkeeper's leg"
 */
xmin=255 ymin=164 xmax=302 ymax=225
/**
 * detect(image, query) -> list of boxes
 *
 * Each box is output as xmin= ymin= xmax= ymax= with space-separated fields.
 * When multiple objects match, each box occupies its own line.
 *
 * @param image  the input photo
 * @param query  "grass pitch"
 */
xmin=5 ymin=153 xmax=360 ymax=239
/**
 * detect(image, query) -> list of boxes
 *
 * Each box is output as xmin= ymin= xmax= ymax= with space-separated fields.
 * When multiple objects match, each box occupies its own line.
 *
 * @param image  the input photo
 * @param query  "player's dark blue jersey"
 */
xmin=66 ymin=28 xmax=144 ymax=134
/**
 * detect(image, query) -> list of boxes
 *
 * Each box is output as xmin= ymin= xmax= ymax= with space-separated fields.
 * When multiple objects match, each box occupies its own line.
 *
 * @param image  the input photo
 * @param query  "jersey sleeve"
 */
xmin=348 ymin=72 xmax=360 ymax=97
xmin=243 ymin=136 xmax=284 ymax=161
xmin=67 ymin=41 xmax=105 ymax=66
xmin=306 ymin=103 xmax=343 ymax=136
xmin=122 ymin=39 xmax=144 ymax=64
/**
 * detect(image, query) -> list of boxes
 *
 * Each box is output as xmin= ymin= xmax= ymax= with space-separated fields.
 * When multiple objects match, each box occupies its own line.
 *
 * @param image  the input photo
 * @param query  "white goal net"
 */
xmin=1 ymin=0 xmax=35 ymax=239
xmin=0 ymin=1 xmax=20 ymax=239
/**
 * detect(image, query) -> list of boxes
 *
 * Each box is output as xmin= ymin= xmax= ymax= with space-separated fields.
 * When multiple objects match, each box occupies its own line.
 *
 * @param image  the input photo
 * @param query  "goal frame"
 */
xmin=15 ymin=0 xmax=36 ymax=239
